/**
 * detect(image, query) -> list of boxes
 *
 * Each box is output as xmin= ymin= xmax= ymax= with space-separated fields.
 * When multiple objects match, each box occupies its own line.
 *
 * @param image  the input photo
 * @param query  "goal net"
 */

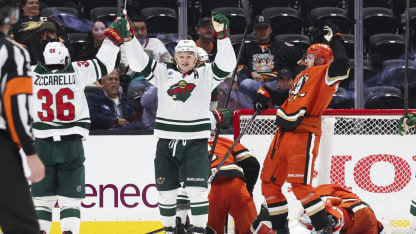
xmin=234 ymin=109 xmax=416 ymax=234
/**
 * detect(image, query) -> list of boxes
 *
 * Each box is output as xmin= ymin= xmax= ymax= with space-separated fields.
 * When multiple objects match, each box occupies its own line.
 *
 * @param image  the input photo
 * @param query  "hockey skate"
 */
xmin=164 ymin=226 xmax=176 ymax=234
xmin=186 ymin=226 xmax=207 ymax=234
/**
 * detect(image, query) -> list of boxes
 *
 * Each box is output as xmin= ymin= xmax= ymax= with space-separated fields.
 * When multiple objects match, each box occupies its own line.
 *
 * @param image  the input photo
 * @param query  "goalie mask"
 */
xmin=0 ymin=0 xmax=19 ymax=25
xmin=306 ymin=43 xmax=334 ymax=65
xmin=42 ymin=41 xmax=71 ymax=70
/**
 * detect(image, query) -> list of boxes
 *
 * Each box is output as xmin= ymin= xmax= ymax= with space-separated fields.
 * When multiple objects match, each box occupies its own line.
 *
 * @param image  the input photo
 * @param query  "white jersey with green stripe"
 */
xmin=31 ymin=39 xmax=119 ymax=138
xmin=124 ymin=37 xmax=237 ymax=139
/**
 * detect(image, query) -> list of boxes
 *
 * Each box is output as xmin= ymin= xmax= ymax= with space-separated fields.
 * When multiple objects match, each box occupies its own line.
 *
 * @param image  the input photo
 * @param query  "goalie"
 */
xmin=253 ymin=22 xmax=350 ymax=234
xmin=251 ymin=184 xmax=384 ymax=234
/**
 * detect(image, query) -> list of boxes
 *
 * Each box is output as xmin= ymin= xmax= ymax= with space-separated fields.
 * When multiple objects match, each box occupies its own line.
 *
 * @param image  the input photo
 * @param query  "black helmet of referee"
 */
xmin=0 ymin=0 xmax=19 ymax=25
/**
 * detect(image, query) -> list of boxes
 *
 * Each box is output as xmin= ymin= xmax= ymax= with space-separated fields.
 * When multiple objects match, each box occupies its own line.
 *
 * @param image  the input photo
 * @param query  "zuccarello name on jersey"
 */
xmin=34 ymin=74 xmax=75 ymax=86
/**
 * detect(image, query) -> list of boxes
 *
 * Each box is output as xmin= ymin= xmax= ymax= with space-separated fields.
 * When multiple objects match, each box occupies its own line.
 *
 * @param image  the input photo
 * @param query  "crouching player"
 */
xmin=251 ymin=184 xmax=384 ymax=234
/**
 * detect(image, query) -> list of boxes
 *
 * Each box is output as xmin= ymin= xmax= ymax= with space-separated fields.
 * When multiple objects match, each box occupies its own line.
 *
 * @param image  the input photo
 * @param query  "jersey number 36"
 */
xmin=37 ymin=88 xmax=75 ymax=121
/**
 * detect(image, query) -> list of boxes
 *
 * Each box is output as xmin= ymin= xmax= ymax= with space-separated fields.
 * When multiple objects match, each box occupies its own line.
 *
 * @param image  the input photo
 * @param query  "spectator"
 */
xmin=12 ymin=0 xmax=69 ymax=64
xmin=76 ymin=20 xmax=106 ymax=61
xmin=120 ymin=16 xmax=172 ymax=130
xmin=237 ymin=14 xmax=304 ymax=101
xmin=195 ymin=16 xmax=217 ymax=61
xmin=87 ymin=69 xmax=145 ymax=130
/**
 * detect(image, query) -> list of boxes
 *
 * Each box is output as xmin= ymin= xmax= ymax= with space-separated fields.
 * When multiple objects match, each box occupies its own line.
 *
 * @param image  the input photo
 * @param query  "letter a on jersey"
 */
xmin=167 ymin=80 xmax=196 ymax=102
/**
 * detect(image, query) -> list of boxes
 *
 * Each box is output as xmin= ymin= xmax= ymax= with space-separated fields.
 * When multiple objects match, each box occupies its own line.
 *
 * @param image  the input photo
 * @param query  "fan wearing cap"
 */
xmin=237 ymin=14 xmax=305 ymax=103
xmin=195 ymin=16 xmax=217 ymax=62
xmin=123 ymin=12 xmax=236 ymax=233
xmin=30 ymin=15 xmax=131 ymax=234
xmin=253 ymin=23 xmax=350 ymax=234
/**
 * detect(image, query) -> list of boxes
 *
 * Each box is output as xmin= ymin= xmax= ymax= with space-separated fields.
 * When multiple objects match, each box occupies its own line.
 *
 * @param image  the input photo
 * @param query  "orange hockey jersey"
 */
xmin=276 ymin=63 xmax=349 ymax=135
xmin=209 ymin=136 xmax=254 ymax=180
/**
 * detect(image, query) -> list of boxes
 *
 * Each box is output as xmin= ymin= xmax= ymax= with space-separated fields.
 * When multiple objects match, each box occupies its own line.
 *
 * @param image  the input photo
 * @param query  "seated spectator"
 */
xmin=237 ymin=15 xmax=304 ymax=101
xmin=195 ymin=16 xmax=217 ymax=61
xmin=87 ymin=69 xmax=145 ymax=131
xmin=76 ymin=20 xmax=106 ymax=61
xmin=119 ymin=16 xmax=172 ymax=130
xmin=12 ymin=0 xmax=69 ymax=64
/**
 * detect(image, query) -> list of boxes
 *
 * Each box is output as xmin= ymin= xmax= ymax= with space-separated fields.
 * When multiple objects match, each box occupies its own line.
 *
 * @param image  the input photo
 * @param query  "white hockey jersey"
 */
xmin=31 ymin=39 xmax=119 ymax=138
xmin=124 ymin=37 xmax=236 ymax=139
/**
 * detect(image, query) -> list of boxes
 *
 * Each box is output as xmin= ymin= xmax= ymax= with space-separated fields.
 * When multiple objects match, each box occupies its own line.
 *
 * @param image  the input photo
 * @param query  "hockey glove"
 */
xmin=398 ymin=114 xmax=416 ymax=135
xmin=323 ymin=22 xmax=343 ymax=43
xmin=254 ymin=86 xmax=272 ymax=112
xmin=212 ymin=108 xmax=232 ymax=129
xmin=123 ymin=13 xmax=134 ymax=38
xmin=103 ymin=17 xmax=130 ymax=46
xmin=211 ymin=12 xmax=231 ymax=40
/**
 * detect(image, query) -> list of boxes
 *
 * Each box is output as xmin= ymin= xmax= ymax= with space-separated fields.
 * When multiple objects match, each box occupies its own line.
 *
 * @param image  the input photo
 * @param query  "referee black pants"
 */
xmin=0 ymin=133 xmax=40 ymax=234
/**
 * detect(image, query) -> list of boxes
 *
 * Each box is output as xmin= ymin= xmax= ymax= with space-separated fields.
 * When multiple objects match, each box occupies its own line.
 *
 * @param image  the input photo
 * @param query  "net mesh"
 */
xmin=236 ymin=110 xmax=414 ymax=234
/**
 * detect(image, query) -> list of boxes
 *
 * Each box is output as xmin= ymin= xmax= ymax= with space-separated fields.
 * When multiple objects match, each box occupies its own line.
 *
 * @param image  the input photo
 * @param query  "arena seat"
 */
xmin=141 ymin=7 xmax=178 ymax=34
xmin=392 ymin=0 xmax=416 ymax=17
xmin=328 ymin=87 xmax=354 ymax=109
xmin=273 ymin=33 xmax=310 ymax=50
xmin=89 ymin=7 xmax=117 ymax=25
xmin=364 ymin=86 xmax=404 ymax=109
xmin=250 ymin=0 xmax=292 ymax=21
xmin=379 ymin=59 xmax=416 ymax=89
xmin=262 ymin=7 xmax=303 ymax=37
xmin=67 ymin=33 xmax=88 ymax=58
xmin=363 ymin=7 xmax=398 ymax=38
xmin=200 ymin=0 xmax=241 ymax=17
xmin=230 ymin=33 xmax=257 ymax=53
xmin=309 ymin=7 xmax=353 ymax=34
xmin=342 ymin=59 xmax=379 ymax=91
xmin=41 ymin=6 xmax=79 ymax=17
xmin=369 ymin=33 xmax=405 ymax=66
xmin=210 ymin=7 xmax=248 ymax=34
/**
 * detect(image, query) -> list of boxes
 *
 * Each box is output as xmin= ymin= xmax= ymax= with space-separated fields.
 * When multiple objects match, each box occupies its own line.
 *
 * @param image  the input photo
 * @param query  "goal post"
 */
xmin=233 ymin=109 xmax=416 ymax=233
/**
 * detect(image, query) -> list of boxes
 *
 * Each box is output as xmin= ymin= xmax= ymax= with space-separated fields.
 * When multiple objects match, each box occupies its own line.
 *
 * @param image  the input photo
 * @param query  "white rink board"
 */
xmin=49 ymin=133 xmax=415 ymax=227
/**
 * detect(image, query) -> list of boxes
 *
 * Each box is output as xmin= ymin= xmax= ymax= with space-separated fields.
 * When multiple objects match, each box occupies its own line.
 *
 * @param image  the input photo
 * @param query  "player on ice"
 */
xmin=30 ymin=15 xmax=130 ymax=234
xmin=123 ymin=12 xmax=237 ymax=233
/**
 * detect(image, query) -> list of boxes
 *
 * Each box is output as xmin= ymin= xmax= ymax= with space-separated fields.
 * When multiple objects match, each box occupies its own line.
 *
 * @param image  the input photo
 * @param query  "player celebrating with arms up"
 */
xmin=30 ymin=16 xmax=130 ymax=234
xmin=123 ymin=13 xmax=236 ymax=233
xmin=254 ymin=23 xmax=350 ymax=234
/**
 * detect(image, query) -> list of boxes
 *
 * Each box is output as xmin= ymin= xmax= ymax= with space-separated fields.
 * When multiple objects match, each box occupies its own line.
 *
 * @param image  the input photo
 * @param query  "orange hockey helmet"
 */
xmin=307 ymin=43 xmax=334 ymax=65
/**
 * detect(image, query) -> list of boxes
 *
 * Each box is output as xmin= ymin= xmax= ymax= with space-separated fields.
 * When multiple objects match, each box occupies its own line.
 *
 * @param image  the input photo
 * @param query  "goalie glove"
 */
xmin=211 ymin=108 xmax=232 ymax=129
xmin=398 ymin=114 xmax=416 ymax=135
xmin=254 ymin=86 xmax=272 ymax=112
xmin=103 ymin=15 xmax=131 ymax=46
xmin=211 ymin=12 xmax=231 ymax=40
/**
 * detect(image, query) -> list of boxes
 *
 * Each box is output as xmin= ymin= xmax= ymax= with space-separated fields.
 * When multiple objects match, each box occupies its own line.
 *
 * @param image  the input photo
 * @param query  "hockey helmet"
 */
xmin=197 ymin=47 xmax=209 ymax=63
xmin=0 ymin=0 xmax=19 ymax=25
xmin=175 ymin=40 xmax=198 ymax=56
xmin=307 ymin=43 xmax=334 ymax=65
xmin=42 ymin=41 xmax=70 ymax=69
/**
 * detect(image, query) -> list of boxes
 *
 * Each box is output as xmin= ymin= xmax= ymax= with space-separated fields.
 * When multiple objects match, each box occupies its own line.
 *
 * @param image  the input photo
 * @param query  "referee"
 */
xmin=0 ymin=0 xmax=45 ymax=233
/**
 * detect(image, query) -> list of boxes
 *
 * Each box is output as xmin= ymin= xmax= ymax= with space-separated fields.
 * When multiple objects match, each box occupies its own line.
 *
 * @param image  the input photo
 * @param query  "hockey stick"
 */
xmin=208 ymin=110 xmax=260 ymax=184
xmin=404 ymin=0 xmax=410 ymax=117
xmin=208 ymin=12 xmax=251 ymax=162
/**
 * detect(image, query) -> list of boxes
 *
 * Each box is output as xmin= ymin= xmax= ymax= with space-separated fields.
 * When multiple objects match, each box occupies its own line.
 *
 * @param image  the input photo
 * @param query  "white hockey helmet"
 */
xmin=43 ymin=41 xmax=70 ymax=67
xmin=197 ymin=47 xmax=209 ymax=63
xmin=175 ymin=40 xmax=198 ymax=56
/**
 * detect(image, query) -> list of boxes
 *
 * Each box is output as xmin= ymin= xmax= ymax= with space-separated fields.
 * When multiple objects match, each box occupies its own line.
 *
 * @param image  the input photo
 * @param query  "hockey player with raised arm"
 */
xmin=30 ymin=16 xmax=130 ymax=234
xmin=253 ymin=23 xmax=350 ymax=234
xmin=123 ymin=13 xmax=237 ymax=233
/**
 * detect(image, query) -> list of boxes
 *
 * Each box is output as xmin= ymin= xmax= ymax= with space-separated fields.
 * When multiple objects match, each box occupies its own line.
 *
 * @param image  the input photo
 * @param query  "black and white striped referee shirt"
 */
xmin=0 ymin=32 xmax=35 ymax=155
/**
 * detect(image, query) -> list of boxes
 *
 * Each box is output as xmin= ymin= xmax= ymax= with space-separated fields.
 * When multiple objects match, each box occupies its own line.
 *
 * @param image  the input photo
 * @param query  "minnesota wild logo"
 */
xmin=167 ymin=80 xmax=196 ymax=102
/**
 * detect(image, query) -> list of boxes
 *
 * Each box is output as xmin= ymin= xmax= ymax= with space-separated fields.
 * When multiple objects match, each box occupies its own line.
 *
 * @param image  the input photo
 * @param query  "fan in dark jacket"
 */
xmin=87 ymin=70 xmax=145 ymax=130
